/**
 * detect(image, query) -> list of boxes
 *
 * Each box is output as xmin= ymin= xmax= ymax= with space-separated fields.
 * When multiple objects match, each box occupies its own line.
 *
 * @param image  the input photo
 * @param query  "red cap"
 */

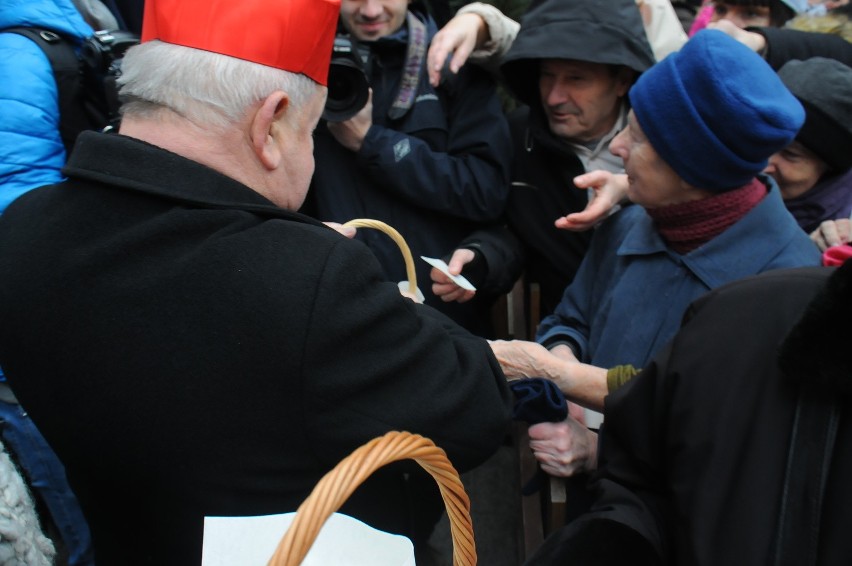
xmin=141 ymin=0 xmax=340 ymax=86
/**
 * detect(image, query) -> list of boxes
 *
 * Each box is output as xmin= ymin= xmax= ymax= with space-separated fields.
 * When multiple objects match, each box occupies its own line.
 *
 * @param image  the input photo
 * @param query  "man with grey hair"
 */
xmin=0 ymin=0 xmax=512 ymax=564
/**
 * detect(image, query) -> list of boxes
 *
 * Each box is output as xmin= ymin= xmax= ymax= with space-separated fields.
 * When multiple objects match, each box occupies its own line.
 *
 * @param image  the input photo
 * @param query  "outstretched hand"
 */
xmin=706 ymin=20 xmax=767 ymax=53
xmin=427 ymin=13 xmax=487 ymax=87
xmin=430 ymin=248 xmax=477 ymax=303
xmin=490 ymin=339 xmax=557 ymax=381
xmin=555 ymin=170 xmax=628 ymax=231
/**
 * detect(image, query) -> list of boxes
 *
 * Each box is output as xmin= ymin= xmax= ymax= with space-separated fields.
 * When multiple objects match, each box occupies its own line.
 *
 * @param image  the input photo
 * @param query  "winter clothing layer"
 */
xmin=785 ymin=168 xmax=852 ymax=234
xmin=630 ymin=29 xmax=804 ymax=192
xmin=0 ymin=0 xmax=93 ymax=213
xmin=753 ymin=25 xmax=852 ymax=69
xmin=527 ymin=263 xmax=852 ymax=565
xmin=457 ymin=0 xmax=656 ymax=318
xmin=459 ymin=106 xmax=596 ymax=317
xmin=0 ymin=131 xmax=512 ymax=565
xmin=305 ymin=10 xmax=511 ymax=336
xmin=536 ymin=180 xmax=821 ymax=369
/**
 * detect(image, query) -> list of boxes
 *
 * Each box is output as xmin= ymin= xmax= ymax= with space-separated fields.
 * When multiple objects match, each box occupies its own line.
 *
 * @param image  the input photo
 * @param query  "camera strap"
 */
xmin=387 ymin=12 xmax=427 ymax=121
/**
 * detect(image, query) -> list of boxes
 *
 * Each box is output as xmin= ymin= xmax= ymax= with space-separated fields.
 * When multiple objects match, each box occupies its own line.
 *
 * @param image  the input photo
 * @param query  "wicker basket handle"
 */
xmin=266 ymin=431 xmax=475 ymax=566
xmin=343 ymin=219 xmax=418 ymax=296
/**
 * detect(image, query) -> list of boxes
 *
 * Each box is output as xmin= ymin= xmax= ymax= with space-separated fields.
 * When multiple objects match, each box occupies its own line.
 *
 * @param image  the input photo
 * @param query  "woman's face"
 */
xmin=764 ymin=141 xmax=830 ymax=200
xmin=711 ymin=2 xmax=772 ymax=28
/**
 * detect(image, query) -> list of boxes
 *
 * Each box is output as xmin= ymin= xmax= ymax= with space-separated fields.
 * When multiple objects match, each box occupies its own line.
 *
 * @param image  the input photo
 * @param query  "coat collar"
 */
xmin=617 ymin=178 xmax=810 ymax=288
xmin=62 ymin=131 xmax=320 ymax=225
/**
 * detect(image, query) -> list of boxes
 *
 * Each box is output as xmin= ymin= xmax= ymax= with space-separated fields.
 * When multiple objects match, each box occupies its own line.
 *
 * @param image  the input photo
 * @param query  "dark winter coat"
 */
xmin=460 ymin=107 xmax=594 ymax=317
xmin=456 ymin=0 xmax=656 ymax=319
xmin=0 ymin=131 xmax=512 ymax=565
xmin=305 ymin=10 xmax=512 ymax=336
xmin=752 ymin=25 xmax=852 ymax=70
xmin=528 ymin=263 xmax=852 ymax=565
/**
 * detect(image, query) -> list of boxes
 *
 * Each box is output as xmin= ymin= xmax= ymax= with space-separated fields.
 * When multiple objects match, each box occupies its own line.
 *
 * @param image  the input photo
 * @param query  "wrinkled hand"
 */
xmin=430 ymin=248 xmax=476 ymax=303
xmin=490 ymin=339 xmax=556 ymax=380
xmin=549 ymin=343 xmax=578 ymax=363
xmin=326 ymin=89 xmax=373 ymax=152
xmin=555 ymin=170 xmax=628 ymax=231
xmin=323 ymin=222 xmax=357 ymax=238
xmin=811 ymin=218 xmax=852 ymax=252
xmin=529 ymin=418 xmax=598 ymax=477
xmin=706 ymin=20 xmax=766 ymax=53
xmin=427 ymin=13 xmax=487 ymax=87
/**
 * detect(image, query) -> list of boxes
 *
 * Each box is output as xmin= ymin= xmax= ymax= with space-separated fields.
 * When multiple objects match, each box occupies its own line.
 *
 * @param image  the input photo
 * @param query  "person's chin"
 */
xmin=548 ymin=120 xmax=577 ymax=139
xmin=355 ymin=23 xmax=387 ymax=40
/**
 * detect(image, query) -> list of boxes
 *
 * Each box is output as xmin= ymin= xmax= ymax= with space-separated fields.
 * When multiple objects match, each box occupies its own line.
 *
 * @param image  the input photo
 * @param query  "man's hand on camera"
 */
xmin=327 ymin=89 xmax=373 ymax=152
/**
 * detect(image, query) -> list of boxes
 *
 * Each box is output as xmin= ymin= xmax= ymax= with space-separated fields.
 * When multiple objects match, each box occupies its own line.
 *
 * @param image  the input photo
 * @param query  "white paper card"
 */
xmin=420 ymin=256 xmax=476 ymax=291
xmin=201 ymin=512 xmax=415 ymax=566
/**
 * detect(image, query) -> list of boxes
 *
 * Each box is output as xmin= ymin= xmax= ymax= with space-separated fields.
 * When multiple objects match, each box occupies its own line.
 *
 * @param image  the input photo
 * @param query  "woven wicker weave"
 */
xmin=343 ymin=219 xmax=418 ymax=296
xmin=267 ymin=431 xmax=476 ymax=566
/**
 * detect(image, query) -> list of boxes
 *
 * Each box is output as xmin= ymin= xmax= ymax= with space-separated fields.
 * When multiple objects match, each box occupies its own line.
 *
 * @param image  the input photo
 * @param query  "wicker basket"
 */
xmin=343 ymin=219 xmax=418 ymax=296
xmin=267 ymin=431 xmax=476 ymax=566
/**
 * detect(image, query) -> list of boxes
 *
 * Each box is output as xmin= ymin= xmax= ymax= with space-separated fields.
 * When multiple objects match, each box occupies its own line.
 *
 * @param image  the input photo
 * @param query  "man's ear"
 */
xmin=250 ymin=91 xmax=290 ymax=170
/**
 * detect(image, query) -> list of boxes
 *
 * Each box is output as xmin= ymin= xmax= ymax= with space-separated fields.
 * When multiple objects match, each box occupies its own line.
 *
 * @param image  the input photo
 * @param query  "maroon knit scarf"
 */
xmin=646 ymin=179 xmax=767 ymax=254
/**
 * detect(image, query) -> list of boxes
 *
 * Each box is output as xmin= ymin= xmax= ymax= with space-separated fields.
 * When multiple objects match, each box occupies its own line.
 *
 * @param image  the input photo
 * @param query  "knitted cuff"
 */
xmin=607 ymin=364 xmax=640 ymax=392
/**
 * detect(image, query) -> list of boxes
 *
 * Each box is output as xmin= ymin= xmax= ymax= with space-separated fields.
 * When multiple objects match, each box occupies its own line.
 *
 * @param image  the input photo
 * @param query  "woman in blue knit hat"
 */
xmin=506 ymin=30 xmax=842 ymax=566
xmin=490 ymin=29 xmax=821 ymax=480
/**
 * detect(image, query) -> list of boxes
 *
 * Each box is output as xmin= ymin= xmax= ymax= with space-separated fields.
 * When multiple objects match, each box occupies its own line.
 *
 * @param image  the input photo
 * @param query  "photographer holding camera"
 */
xmin=302 ymin=0 xmax=513 ymax=338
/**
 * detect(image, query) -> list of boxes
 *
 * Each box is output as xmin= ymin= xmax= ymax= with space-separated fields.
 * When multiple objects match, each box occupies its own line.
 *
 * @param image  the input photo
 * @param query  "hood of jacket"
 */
xmin=0 ymin=0 xmax=92 ymax=41
xmin=500 ymin=0 xmax=655 ymax=107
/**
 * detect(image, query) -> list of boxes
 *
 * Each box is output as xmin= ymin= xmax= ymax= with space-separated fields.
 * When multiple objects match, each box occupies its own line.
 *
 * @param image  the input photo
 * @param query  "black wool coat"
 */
xmin=0 ymin=132 xmax=512 ymax=565
xmin=529 ymin=263 xmax=852 ymax=565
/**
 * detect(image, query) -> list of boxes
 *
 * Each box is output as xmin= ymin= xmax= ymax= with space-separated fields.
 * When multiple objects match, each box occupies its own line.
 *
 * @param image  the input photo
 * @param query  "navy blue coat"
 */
xmin=305 ymin=11 xmax=512 ymax=336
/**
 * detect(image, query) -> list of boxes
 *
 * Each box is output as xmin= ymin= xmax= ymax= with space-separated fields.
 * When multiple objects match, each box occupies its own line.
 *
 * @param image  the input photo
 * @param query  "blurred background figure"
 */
xmin=768 ymin=57 xmax=852 ymax=234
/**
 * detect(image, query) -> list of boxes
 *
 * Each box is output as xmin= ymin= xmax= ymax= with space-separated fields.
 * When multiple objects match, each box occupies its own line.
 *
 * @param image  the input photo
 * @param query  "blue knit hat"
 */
xmin=628 ymin=30 xmax=805 ymax=192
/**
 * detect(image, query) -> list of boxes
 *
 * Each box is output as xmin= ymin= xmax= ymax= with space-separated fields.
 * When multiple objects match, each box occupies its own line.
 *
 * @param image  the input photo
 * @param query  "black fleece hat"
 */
xmin=778 ymin=57 xmax=852 ymax=172
xmin=499 ymin=0 xmax=656 ymax=107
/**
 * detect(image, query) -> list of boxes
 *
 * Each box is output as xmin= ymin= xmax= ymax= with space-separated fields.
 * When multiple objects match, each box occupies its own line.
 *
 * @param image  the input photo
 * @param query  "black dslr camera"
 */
xmin=322 ymin=35 xmax=370 ymax=122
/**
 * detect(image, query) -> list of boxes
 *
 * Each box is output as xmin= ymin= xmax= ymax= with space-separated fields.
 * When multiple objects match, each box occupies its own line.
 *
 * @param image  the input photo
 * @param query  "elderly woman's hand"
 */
xmin=811 ymin=218 xmax=852 ymax=252
xmin=528 ymin=417 xmax=599 ymax=477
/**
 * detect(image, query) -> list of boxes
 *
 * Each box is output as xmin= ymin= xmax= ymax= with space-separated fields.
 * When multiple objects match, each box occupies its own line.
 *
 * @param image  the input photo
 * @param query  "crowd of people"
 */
xmin=0 ymin=0 xmax=850 ymax=564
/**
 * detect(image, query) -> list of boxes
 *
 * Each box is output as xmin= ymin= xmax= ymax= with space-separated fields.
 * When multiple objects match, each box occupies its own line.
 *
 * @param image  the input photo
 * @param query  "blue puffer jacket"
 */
xmin=0 ymin=0 xmax=93 ymax=214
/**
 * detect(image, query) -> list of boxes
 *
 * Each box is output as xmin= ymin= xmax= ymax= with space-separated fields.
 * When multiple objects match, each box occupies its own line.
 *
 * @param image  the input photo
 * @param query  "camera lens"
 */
xmin=322 ymin=38 xmax=370 ymax=122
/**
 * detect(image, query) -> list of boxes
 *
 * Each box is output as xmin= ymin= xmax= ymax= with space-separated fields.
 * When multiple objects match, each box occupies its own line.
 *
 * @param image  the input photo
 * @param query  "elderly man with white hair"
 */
xmin=0 ymin=0 xmax=513 ymax=563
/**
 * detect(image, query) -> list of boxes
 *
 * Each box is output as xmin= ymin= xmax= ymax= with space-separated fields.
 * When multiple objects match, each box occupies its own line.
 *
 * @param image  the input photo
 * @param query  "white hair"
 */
xmin=117 ymin=40 xmax=322 ymax=128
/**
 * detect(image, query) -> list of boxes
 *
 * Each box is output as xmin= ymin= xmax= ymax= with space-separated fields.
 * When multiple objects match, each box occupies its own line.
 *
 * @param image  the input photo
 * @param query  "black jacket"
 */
xmin=0 ymin=132 xmax=512 ymax=565
xmin=754 ymin=26 xmax=852 ymax=70
xmin=528 ymin=264 xmax=852 ymax=565
xmin=305 ymin=10 xmax=512 ymax=336
xmin=457 ymin=0 xmax=656 ymax=318
xmin=460 ymin=107 xmax=594 ymax=317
